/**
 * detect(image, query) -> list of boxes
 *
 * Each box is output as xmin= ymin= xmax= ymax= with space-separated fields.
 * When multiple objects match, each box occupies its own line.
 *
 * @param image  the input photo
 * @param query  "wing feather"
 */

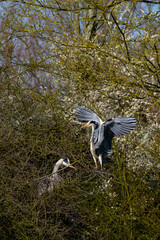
xmin=75 ymin=106 xmax=102 ymax=124
xmin=104 ymin=117 xmax=136 ymax=136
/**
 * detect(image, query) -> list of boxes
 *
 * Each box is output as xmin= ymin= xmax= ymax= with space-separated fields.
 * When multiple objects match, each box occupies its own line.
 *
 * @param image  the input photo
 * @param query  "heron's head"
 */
xmin=81 ymin=121 xmax=98 ymax=128
xmin=63 ymin=158 xmax=76 ymax=169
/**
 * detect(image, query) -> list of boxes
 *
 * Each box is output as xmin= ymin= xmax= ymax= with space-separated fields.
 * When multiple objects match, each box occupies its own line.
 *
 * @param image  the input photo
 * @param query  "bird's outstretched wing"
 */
xmin=75 ymin=106 xmax=102 ymax=124
xmin=99 ymin=117 xmax=136 ymax=156
xmin=105 ymin=117 xmax=136 ymax=136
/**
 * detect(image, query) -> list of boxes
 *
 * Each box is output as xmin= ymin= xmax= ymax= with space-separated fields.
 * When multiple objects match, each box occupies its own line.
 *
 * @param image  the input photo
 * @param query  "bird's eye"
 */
xmin=63 ymin=158 xmax=69 ymax=163
xmin=90 ymin=121 xmax=98 ymax=128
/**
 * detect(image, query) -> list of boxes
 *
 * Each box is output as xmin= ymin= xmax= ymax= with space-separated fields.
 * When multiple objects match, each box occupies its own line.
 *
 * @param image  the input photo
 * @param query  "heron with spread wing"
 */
xmin=76 ymin=106 xmax=136 ymax=170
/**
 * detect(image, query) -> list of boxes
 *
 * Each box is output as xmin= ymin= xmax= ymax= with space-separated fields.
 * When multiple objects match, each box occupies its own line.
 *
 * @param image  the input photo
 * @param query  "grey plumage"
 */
xmin=38 ymin=158 xmax=75 ymax=197
xmin=76 ymin=106 xmax=136 ymax=169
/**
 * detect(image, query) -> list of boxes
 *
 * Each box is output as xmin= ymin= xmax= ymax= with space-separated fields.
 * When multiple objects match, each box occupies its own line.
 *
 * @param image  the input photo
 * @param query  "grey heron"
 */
xmin=76 ymin=106 xmax=136 ymax=170
xmin=38 ymin=158 xmax=76 ymax=197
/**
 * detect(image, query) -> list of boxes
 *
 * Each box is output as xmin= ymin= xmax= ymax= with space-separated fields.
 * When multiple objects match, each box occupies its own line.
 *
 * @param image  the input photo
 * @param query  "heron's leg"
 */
xmin=92 ymin=155 xmax=98 ymax=169
xmin=90 ymin=146 xmax=97 ymax=169
xmin=98 ymin=155 xmax=103 ymax=170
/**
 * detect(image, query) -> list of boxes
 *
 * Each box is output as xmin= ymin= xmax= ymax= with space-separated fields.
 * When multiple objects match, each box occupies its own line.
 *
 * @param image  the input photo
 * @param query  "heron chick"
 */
xmin=76 ymin=106 xmax=136 ymax=170
xmin=38 ymin=158 xmax=76 ymax=197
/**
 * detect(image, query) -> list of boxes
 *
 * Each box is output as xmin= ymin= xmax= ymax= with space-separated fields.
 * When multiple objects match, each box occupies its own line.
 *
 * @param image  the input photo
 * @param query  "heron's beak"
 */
xmin=81 ymin=122 xmax=91 ymax=128
xmin=69 ymin=165 xmax=76 ymax=170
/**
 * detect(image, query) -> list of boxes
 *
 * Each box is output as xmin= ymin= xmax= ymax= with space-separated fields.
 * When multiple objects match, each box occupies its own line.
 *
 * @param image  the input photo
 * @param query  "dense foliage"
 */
xmin=0 ymin=0 xmax=160 ymax=239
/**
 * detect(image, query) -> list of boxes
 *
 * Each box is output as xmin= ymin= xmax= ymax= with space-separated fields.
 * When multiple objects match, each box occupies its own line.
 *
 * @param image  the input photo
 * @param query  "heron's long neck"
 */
xmin=90 ymin=125 xmax=95 ymax=143
xmin=52 ymin=159 xmax=63 ymax=174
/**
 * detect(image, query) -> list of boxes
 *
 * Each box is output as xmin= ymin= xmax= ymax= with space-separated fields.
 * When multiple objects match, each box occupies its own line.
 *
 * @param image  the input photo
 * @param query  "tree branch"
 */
xmin=111 ymin=12 xmax=131 ymax=62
